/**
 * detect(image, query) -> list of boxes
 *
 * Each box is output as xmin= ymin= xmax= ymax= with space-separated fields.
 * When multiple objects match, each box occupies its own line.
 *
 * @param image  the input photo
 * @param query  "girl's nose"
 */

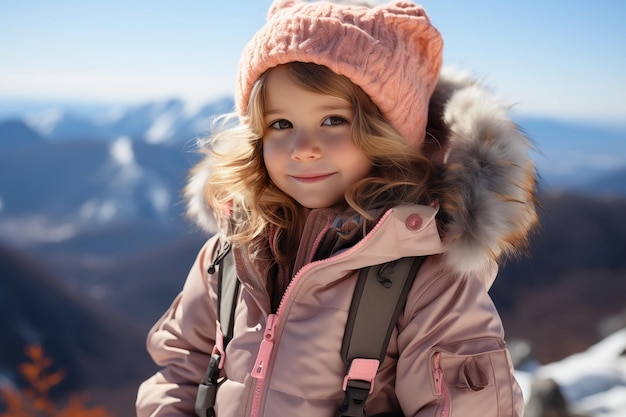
xmin=291 ymin=131 xmax=321 ymax=161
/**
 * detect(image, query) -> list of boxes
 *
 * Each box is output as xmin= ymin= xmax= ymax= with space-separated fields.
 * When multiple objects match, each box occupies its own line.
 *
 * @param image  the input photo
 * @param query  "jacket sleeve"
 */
xmin=394 ymin=256 xmax=524 ymax=417
xmin=136 ymin=236 xmax=220 ymax=417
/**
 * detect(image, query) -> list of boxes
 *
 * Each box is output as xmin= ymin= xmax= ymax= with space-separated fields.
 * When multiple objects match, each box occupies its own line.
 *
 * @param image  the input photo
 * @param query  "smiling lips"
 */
xmin=290 ymin=173 xmax=336 ymax=183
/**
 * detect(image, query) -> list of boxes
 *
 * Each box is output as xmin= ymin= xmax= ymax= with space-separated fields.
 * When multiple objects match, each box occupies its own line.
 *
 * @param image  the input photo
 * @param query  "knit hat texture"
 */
xmin=236 ymin=0 xmax=443 ymax=147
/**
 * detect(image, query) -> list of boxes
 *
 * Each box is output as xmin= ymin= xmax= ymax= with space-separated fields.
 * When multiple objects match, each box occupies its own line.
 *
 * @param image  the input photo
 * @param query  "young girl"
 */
xmin=137 ymin=1 xmax=538 ymax=416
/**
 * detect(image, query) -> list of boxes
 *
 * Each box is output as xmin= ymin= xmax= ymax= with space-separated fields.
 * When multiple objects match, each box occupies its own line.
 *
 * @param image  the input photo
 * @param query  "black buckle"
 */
xmin=336 ymin=379 xmax=372 ymax=417
xmin=195 ymin=353 xmax=221 ymax=417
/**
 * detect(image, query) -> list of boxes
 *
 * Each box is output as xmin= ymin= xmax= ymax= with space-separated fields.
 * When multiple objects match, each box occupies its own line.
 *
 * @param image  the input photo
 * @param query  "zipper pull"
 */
xmin=433 ymin=352 xmax=444 ymax=396
xmin=207 ymin=241 xmax=232 ymax=274
xmin=251 ymin=314 xmax=278 ymax=380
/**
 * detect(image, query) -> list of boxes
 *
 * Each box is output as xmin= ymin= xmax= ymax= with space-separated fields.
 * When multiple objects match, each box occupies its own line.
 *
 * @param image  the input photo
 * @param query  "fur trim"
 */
xmin=184 ymin=68 xmax=538 ymax=275
xmin=434 ymin=69 xmax=538 ymax=274
xmin=184 ymin=157 xmax=218 ymax=233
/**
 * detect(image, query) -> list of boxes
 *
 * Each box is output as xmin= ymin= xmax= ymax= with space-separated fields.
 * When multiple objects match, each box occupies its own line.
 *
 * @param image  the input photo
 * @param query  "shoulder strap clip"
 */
xmin=196 ymin=240 xmax=238 ymax=417
xmin=337 ymin=256 xmax=426 ymax=417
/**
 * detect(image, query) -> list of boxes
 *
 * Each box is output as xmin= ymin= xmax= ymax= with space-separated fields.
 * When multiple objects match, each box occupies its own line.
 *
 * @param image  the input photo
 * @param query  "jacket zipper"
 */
xmin=247 ymin=210 xmax=396 ymax=417
xmin=248 ymin=313 xmax=277 ymax=416
xmin=433 ymin=352 xmax=450 ymax=417
xmin=248 ymin=258 xmax=330 ymax=417
xmin=250 ymin=314 xmax=278 ymax=379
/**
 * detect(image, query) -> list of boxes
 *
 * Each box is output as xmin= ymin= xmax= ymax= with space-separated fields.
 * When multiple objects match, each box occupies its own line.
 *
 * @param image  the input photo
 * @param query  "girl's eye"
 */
xmin=269 ymin=119 xmax=292 ymax=130
xmin=322 ymin=116 xmax=348 ymax=126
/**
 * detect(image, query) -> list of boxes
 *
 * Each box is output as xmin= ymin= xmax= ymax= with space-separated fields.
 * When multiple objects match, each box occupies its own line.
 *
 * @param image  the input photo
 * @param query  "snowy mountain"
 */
xmin=17 ymin=97 xmax=235 ymax=145
xmin=0 ymin=97 xmax=236 ymax=251
xmin=0 ymin=119 xmax=44 ymax=149
xmin=0 ymin=136 xmax=200 ymax=250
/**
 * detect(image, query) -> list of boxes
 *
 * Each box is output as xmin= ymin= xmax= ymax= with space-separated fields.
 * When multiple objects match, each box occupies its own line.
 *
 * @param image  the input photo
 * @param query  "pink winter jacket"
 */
xmin=136 ymin=71 xmax=538 ymax=416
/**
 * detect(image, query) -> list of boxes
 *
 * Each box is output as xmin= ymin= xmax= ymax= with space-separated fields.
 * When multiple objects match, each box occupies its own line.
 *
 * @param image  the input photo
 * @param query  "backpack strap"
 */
xmin=217 ymin=241 xmax=239 ymax=346
xmin=336 ymin=256 xmax=426 ymax=417
xmin=196 ymin=240 xmax=238 ymax=417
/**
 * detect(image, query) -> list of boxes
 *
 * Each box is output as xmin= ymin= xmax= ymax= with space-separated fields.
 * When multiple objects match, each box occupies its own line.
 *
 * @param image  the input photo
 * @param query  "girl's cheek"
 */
xmin=320 ymin=129 xmax=354 ymax=148
xmin=263 ymin=140 xmax=286 ymax=158
xmin=263 ymin=140 xmax=291 ymax=168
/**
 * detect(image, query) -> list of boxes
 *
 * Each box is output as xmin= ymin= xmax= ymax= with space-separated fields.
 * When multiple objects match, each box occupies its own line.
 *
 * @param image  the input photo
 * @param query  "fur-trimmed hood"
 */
xmin=426 ymin=68 xmax=538 ymax=274
xmin=185 ymin=69 xmax=538 ymax=275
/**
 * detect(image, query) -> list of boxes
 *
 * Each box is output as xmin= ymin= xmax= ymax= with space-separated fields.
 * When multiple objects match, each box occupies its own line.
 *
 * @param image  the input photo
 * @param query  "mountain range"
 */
xmin=0 ymin=97 xmax=624 ymax=249
xmin=2 ymin=97 xmax=625 ymax=189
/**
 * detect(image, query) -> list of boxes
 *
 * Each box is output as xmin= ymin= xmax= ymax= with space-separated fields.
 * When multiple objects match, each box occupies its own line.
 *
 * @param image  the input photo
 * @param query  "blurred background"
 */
xmin=1 ymin=1 xmax=625 ymax=416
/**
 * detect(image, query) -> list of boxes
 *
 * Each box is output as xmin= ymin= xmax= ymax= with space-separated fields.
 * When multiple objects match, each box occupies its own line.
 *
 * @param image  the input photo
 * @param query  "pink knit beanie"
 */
xmin=236 ymin=0 xmax=443 ymax=148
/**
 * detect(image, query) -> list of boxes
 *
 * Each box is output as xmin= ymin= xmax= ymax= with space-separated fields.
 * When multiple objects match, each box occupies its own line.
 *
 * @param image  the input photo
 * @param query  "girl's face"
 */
xmin=262 ymin=67 xmax=372 ymax=209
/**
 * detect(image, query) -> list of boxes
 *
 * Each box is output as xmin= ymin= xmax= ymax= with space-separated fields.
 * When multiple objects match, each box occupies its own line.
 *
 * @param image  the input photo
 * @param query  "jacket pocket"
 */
xmin=430 ymin=338 xmax=523 ymax=417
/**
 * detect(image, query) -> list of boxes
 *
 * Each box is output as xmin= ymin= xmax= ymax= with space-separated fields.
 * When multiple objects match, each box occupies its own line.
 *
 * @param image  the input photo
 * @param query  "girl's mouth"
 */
xmin=291 ymin=173 xmax=335 ymax=183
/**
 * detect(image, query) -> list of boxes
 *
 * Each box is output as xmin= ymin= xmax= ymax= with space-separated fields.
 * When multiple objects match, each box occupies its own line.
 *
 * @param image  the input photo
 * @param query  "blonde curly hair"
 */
xmin=188 ymin=62 xmax=436 ymax=266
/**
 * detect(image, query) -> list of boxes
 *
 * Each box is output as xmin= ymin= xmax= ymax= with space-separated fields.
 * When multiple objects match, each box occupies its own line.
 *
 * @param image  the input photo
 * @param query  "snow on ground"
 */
xmin=517 ymin=328 xmax=626 ymax=417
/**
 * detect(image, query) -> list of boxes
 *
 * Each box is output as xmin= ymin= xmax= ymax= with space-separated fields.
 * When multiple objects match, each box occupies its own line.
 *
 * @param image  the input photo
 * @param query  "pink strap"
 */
xmin=342 ymin=358 xmax=380 ymax=394
xmin=212 ymin=321 xmax=226 ymax=369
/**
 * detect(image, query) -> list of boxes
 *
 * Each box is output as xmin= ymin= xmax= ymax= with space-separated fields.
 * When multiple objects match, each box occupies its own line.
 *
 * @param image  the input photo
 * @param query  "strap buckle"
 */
xmin=336 ymin=358 xmax=380 ymax=417
xmin=195 ymin=353 xmax=222 ymax=417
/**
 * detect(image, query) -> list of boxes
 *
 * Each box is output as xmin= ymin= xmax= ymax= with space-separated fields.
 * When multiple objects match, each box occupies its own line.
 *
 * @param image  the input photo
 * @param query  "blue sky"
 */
xmin=1 ymin=1 xmax=625 ymax=125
